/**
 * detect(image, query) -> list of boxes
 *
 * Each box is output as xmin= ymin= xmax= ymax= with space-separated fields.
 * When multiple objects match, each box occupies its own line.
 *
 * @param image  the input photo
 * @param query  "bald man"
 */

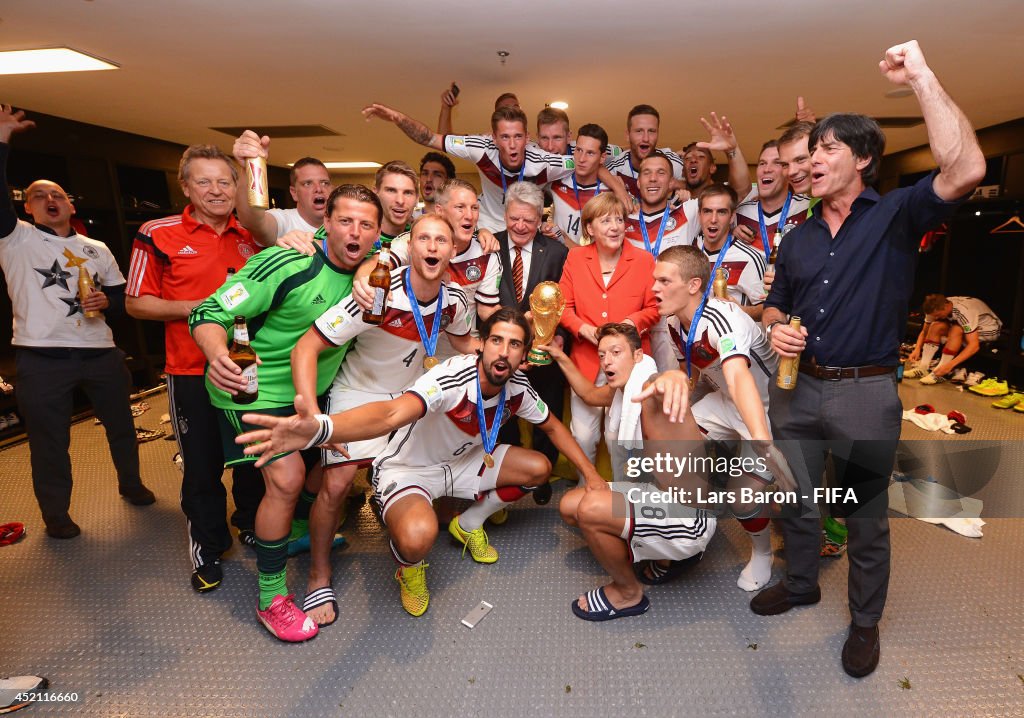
xmin=0 ymin=105 xmax=155 ymax=539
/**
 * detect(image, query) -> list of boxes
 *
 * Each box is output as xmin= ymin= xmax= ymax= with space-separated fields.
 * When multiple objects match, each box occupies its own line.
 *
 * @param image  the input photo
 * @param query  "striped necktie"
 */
xmin=513 ymin=246 xmax=524 ymax=303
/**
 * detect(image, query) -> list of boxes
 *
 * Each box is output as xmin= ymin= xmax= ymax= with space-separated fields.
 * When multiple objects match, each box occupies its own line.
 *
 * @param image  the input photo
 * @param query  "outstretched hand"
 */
xmin=696 ymin=112 xmax=737 ymax=153
xmin=0 ymin=105 xmax=36 ymax=143
xmin=632 ymin=369 xmax=691 ymax=424
xmin=362 ymin=103 xmax=402 ymax=124
xmin=879 ymin=40 xmax=931 ymax=86
xmin=237 ymin=395 xmax=321 ymax=468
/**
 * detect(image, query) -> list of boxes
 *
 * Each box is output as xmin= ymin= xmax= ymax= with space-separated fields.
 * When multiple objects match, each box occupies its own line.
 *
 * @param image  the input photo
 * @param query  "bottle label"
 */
xmin=370 ymin=288 xmax=386 ymax=316
xmin=234 ymin=327 xmax=250 ymax=343
xmin=241 ymin=364 xmax=258 ymax=394
xmin=379 ymin=249 xmax=391 ymax=265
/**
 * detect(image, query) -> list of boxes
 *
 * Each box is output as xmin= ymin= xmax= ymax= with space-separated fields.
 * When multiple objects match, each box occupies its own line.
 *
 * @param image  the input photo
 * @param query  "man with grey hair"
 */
xmin=478 ymin=182 xmax=569 ymax=504
xmin=127 ymin=143 xmax=266 ymax=593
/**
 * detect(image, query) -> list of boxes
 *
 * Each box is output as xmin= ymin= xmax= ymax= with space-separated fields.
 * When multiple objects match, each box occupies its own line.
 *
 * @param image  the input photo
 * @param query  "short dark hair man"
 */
xmin=758 ymin=40 xmax=985 ymax=678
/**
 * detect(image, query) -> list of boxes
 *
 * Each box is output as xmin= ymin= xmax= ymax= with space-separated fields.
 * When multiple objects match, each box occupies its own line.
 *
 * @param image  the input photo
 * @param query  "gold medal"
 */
xmin=483 ymin=453 xmax=495 ymax=468
xmin=688 ymin=371 xmax=700 ymax=391
xmin=423 ymin=356 xmax=439 ymax=369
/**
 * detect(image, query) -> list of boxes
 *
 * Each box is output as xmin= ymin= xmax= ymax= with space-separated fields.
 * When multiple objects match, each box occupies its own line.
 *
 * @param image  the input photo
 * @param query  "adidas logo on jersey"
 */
xmin=178 ymin=245 xmax=198 ymax=255
xmin=312 ymin=294 xmax=326 ymax=305
xmin=388 ymin=318 xmax=403 ymax=328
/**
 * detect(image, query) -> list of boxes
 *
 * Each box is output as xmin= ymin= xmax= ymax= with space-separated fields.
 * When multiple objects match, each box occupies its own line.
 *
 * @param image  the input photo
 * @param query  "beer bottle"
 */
xmin=362 ymin=239 xmax=392 ymax=325
xmin=245 ymin=156 xmax=270 ymax=210
xmin=712 ymin=267 xmax=728 ymax=299
xmin=230 ymin=315 xmax=259 ymax=404
xmin=775 ymin=316 xmax=802 ymax=390
xmin=78 ymin=268 xmax=101 ymax=318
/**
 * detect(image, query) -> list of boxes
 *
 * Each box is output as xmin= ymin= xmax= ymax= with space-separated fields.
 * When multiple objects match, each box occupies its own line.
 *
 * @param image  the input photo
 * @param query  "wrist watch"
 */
xmin=766 ymin=320 xmax=784 ymax=337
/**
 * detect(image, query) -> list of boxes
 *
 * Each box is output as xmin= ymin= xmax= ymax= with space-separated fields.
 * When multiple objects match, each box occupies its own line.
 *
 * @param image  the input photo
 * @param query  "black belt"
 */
xmin=798 ymin=360 xmax=895 ymax=381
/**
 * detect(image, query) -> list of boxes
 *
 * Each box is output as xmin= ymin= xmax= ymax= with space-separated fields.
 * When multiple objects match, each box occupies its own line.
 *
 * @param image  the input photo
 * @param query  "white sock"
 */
xmin=918 ymin=342 xmax=939 ymax=369
xmin=737 ymin=527 xmax=773 ymax=591
xmin=459 ymin=489 xmax=509 ymax=531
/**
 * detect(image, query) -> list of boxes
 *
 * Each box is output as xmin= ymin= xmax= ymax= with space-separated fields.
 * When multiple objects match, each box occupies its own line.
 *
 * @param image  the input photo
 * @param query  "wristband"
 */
xmin=302 ymin=414 xmax=334 ymax=450
xmin=766 ymin=320 xmax=784 ymax=337
xmin=725 ymin=149 xmax=737 ymax=159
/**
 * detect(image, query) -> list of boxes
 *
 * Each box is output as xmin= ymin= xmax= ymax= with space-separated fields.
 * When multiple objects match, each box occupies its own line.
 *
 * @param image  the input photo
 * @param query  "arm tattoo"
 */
xmin=397 ymin=116 xmax=435 ymax=147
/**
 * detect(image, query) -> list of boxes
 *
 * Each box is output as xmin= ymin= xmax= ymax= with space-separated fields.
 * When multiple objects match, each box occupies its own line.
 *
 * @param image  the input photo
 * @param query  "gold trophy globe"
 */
xmin=527 ymin=281 xmax=565 ymax=365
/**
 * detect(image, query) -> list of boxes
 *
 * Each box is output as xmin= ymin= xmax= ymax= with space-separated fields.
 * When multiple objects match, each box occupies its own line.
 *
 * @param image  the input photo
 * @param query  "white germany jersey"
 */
xmin=0 ymin=220 xmax=124 ymax=348
xmin=735 ymin=191 xmax=813 ymax=255
xmin=266 ymin=208 xmax=318 ymax=237
xmin=667 ymin=298 xmax=777 ymax=405
xmin=376 ymin=354 xmax=550 ymax=470
xmin=549 ymin=176 xmax=609 ymax=244
xmin=694 ymin=236 xmax=768 ymax=306
xmin=625 ymin=200 xmax=700 ymax=257
xmin=443 ymin=134 xmax=575 ymax=232
xmin=313 ymin=269 xmax=471 ymax=393
xmin=605 ymin=149 xmax=684 ymax=200
xmin=948 ymin=296 xmax=1002 ymax=338
xmin=388 ymin=231 xmax=500 ymax=311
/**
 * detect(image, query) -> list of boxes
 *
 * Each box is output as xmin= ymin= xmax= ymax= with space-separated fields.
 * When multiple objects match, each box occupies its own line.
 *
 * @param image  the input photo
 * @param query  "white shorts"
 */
xmin=610 ymin=481 xmax=717 ymax=562
xmin=322 ymin=383 xmax=401 ymax=467
xmin=692 ymin=391 xmax=772 ymax=483
xmin=371 ymin=444 xmax=509 ymax=519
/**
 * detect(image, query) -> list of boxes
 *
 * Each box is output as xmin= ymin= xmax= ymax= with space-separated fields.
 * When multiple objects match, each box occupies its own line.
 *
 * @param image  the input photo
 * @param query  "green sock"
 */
xmin=824 ymin=516 xmax=848 ymax=543
xmin=254 ymin=534 xmax=290 ymax=610
xmin=289 ymin=490 xmax=316 ymax=540
xmin=289 ymin=519 xmax=309 ymax=542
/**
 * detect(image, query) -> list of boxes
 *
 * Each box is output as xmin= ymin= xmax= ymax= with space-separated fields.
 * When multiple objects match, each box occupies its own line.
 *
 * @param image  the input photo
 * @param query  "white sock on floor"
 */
xmin=737 ymin=528 xmax=773 ymax=591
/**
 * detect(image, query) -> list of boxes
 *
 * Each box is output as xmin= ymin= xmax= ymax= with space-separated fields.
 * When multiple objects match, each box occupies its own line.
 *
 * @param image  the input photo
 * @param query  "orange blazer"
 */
xmin=558 ymin=241 xmax=660 ymax=382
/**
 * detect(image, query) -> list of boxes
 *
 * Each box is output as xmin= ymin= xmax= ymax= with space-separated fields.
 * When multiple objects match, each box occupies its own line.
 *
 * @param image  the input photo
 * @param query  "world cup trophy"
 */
xmin=527 ymin=281 xmax=565 ymax=365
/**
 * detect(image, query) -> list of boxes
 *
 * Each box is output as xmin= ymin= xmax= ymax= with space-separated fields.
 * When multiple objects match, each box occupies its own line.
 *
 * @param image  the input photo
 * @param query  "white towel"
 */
xmin=888 ymin=478 xmax=985 ymax=538
xmin=902 ymin=409 xmax=956 ymax=434
xmin=608 ymin=354 xmax=659 ymax=451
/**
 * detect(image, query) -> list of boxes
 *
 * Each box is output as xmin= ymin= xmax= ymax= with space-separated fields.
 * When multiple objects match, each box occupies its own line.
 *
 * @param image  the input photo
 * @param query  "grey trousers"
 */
xmin=768 ymin=371 xmax=901 ymax=627
xmin=15 ymin=347 xmax=143 ymax=526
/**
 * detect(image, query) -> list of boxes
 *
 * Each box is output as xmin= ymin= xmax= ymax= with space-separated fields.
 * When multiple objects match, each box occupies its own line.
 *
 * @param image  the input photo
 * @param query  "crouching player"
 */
xmin=656 ymin=245 xmax=786 ymax=592
xmin=541 ymin=323 xmax=716 ymax=620
xmin=238 ymin=308 xmax=619 ymax=616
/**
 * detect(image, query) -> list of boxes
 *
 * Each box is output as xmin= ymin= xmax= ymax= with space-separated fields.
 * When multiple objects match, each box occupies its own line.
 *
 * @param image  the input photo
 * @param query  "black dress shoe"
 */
xmin=842 ymin=623 xmax=880 ymax=677
xmin=45 ymin=520 xmax=81 ymax=539
xmin=533 ymin=481 xmax=553 ymax=505
xmin=119 ymin=484 xmax=156 ymax=506
xmin=750 ymin=581 xmax=821 ymax=616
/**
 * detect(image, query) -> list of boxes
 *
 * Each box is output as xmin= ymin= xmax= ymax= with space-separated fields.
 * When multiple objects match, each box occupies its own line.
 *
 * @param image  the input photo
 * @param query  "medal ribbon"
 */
xmin=404 ymin=267 xmax=445 ymax=362
xmin=499 ymin=161 xmax=527 ymax=204
xmin=475 ymin=370 xmax=506 ymax=457
xmin=639 ymin=206 xmax=672 ymax=258
xmin=571 ymin=173 xmax=601 ymax=207
xmin=683 ymin=234 xmax=734 ymax=379
xmin=757 ymin=192 xmax=792 ymax=262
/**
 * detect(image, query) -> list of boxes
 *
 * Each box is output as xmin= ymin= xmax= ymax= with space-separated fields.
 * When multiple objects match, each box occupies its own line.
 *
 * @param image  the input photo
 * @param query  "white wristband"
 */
xmin=302 ymin=414 xmax=333 ymax=450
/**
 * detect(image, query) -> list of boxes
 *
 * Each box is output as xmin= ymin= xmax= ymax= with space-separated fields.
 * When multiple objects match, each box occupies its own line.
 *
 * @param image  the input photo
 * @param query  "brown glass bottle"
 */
xmin=775 ymin=316 xmax=802 ymax=390
xmin=230 ymin=315 xmax=259 ymax=404
xmin=362 ymin=239 xmax=392 ymax=325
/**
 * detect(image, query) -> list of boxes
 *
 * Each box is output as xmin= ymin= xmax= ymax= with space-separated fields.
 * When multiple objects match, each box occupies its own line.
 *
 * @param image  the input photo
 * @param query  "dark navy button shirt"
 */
xmin=765 ymin=172 xmax=964 ymax=367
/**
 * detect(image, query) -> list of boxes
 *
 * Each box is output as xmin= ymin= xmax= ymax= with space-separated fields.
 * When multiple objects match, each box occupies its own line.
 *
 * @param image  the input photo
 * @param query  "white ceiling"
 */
xmin=2 ymin=0 xmax=1023 ymax=176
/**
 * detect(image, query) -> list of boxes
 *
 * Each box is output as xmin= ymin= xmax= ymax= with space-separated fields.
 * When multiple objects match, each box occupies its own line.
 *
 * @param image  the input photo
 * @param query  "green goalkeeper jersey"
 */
xmin=189 ymin=245 xmax=356 ymax=410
